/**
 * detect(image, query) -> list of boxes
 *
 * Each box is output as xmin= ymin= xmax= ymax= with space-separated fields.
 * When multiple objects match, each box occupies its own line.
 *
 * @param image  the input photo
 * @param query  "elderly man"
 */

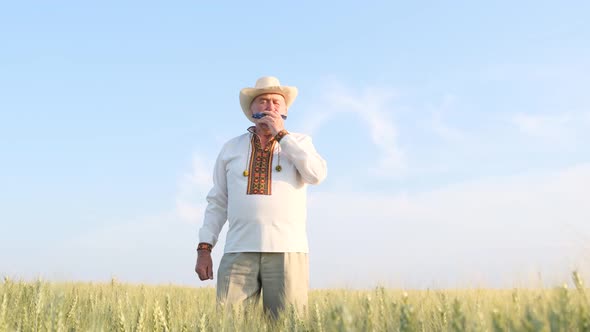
xmin=194 ymin=76 xmax=327 ymax=317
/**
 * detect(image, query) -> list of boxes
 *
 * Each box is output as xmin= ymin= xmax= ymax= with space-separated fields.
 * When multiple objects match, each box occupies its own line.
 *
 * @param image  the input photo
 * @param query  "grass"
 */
xmin=1 ymin=272 xmax=589 ymax=331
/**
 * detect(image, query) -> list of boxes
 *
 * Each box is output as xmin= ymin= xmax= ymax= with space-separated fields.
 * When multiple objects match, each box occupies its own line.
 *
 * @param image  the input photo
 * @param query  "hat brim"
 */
xmin=240 ymin=86 xmax=298 ymax=123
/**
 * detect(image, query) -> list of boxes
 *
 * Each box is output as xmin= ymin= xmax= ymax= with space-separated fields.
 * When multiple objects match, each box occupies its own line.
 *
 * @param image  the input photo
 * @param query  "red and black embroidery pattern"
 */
xmin=275 ymin=129 xmax=289 ymax=142
xmin=246 ymin=131 xmax=277 ymax=195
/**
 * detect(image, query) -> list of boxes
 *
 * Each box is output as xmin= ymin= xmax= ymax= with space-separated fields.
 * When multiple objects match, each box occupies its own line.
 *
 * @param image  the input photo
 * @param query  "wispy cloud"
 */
xmin=428 ymin=94 xmax=464 ymax=141
xmin=302 ymin=82 xmax=406 ymax=177
xmin=175 ymin=154 xmax=214 ymax=224
xmin=510 ymin=110 xmax=590 ymax=148
xmin=511 ymin=113 xmax=573 ymax=141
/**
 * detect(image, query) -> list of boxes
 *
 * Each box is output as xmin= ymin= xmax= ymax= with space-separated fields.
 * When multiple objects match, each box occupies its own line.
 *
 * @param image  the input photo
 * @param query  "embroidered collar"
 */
xmin=247 ymin=126 xmax=276 ymax=149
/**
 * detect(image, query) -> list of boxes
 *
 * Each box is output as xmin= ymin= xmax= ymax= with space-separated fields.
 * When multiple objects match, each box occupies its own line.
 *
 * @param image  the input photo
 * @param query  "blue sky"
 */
xmin=1 ymin=1 xmax=589 ymax=289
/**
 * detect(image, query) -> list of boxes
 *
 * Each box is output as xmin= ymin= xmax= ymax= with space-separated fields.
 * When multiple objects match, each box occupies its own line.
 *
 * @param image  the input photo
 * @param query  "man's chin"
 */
xmin=256 ymin=124 xmax=271 ymax=133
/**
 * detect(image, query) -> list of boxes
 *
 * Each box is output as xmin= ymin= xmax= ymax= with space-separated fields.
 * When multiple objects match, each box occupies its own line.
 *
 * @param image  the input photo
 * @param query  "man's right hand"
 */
xmin=195 ymin=251 xmax=214 ymax=280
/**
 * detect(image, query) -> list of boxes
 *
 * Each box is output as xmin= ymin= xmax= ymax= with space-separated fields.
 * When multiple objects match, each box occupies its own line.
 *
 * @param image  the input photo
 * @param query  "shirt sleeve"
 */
xmin=278 ymin=133 xmax=328 ymax=185
xmin=198 ymin=144 xmax=229 ymax=247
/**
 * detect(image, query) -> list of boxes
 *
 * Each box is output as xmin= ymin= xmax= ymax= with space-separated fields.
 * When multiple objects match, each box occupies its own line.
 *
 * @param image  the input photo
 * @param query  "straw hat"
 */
xmin=239 ymin=76 xmax=298 ymax=122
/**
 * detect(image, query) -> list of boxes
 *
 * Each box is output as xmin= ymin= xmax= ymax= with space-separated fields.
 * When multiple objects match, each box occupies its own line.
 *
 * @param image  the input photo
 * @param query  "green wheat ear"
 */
xmin=135 ymin=306 xmax=145 ymax=332
xmin=573 ymin=271 xmax=585 ymax=293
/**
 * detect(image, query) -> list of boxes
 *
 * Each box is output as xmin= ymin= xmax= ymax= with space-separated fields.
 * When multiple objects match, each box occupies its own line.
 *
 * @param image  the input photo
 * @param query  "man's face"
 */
xmin=250 ymin=93 xmax=287 ymax=117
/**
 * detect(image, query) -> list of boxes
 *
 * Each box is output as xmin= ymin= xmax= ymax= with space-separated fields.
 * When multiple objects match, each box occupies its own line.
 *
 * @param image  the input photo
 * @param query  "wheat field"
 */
xmin=1 ymin=272 xmax=589 ymax=331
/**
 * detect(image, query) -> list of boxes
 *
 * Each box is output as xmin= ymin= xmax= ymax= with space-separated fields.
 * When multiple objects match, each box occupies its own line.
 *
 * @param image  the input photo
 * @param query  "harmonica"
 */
xmin=252 ymin=113 xmax=288 ymax=120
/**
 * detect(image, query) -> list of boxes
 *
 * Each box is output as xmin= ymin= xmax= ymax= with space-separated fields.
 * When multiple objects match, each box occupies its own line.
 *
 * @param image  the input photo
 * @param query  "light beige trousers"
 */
xmin=216 ymin=252 xmax=309 ymax=317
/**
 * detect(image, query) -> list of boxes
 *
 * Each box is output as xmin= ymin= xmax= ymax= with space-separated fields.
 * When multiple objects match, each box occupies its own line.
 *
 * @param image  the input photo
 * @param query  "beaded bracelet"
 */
xmin=275 ymin=130 xmax=288 ymax=142
xmin=197 ymin=243 xmax=212 ymax=252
